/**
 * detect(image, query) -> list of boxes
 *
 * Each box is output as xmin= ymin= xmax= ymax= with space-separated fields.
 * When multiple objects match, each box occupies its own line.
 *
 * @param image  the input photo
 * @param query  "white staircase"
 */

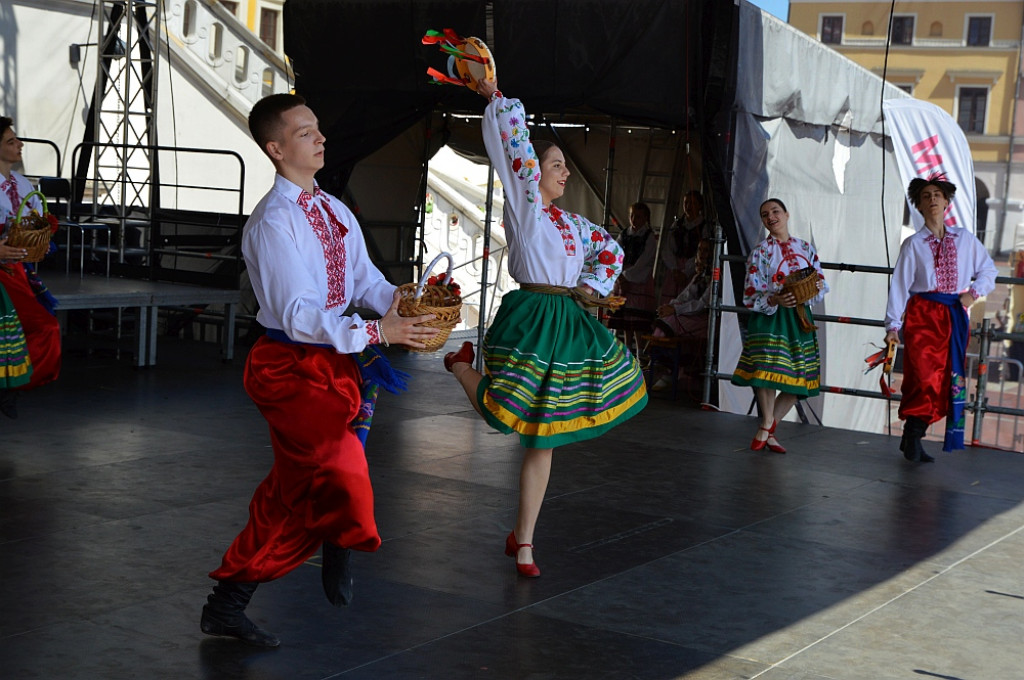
xmin=164 ymin=0 xmax=293 ymax=122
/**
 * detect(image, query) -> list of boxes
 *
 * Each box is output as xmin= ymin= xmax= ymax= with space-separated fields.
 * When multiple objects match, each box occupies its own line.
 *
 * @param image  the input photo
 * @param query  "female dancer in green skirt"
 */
xmin=444 ymin=78 xmax=647 ymax=578
xmin=731 ymin=198 xmax=828 ymax=453
xmin=0 ymin=282 xmax=32 ymax=394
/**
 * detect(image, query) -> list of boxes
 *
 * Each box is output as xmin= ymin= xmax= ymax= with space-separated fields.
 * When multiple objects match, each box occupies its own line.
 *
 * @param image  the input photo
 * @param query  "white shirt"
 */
xmin=669 ymin=274 xmax=711 ymax=316
xmin=243 ymin=174 xmax=395 ymax=353
xmin=885 ymin=226 xmax=997 ymax=332
xmin=0 ymin=171 xmax=42 ymax=233
xmin=619 ymin=226 xmax=657 ymax=284
xmin=482 ymin=96 xmax=623 ymax=295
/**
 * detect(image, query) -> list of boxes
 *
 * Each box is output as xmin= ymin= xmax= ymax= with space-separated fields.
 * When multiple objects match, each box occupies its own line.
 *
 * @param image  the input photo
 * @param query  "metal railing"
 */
xmin=704 ymin=227 xmax=1024 ymax=452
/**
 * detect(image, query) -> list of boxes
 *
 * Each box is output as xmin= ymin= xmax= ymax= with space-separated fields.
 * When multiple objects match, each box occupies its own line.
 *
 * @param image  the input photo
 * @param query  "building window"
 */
xmin=821 ymin=15 xmax=843 ymax=44
xmin=967 ymin=16 xmax=992 ymax=46
xmin=219 ymin=0 xmax=237 ymax=16
xmin=260 ymin=8 xmax=279 ymax=50
xmin=958 ymin=87 xmax=987 ymax=133
xmin=891 ymin=16 xmax=914 ymax=45
xmin=896 ymin=84 xmax=913 ymax=95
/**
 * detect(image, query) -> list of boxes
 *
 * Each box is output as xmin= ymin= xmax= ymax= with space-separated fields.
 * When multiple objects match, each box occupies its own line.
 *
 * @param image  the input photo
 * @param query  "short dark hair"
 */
xmin=0 ymin=117 xmax=13 ymax=139
xmin=248 ymin=93 xmax=306 ymax=154
xmin=760 ymin=197 xmax=787 ymax=214
xmin=908 ymin=174 xmax=956 ymax=209
xmin=629 ymin=202 xmax=651 ymax=222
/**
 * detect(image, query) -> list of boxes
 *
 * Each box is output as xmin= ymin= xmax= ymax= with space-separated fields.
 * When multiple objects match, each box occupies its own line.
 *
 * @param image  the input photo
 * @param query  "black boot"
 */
xmin=322 ymin=541 xmax=353 ymax=607
xmin=0 ymin=390 xmax=18 ymax=419
xmin=200 ymin=580 xmax=280 ymax=648
xmin=902 ymin=417 xmax=934 ymax=463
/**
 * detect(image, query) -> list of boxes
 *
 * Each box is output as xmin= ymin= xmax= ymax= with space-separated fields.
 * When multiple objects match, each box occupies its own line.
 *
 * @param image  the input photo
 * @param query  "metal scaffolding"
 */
xmin=82 ymin=0 xmax=160 ymax=265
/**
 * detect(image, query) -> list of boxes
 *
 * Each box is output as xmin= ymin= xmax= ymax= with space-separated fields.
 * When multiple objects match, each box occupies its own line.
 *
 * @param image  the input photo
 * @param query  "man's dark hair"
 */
xmin=0 ymin=117 xmax=13 ymax=139
xmin=248 ymin=94 xmax=306 ymax=153
xmin=908 ymin=174 xmax=957 ymax=209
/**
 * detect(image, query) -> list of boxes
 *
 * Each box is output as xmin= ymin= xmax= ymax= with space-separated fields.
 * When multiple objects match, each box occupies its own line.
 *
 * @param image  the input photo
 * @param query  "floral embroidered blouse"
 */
xmin=482 ymin=95 xmax=623 ymax=295
xmin=742 ymin=235 xmax=828 ymax=315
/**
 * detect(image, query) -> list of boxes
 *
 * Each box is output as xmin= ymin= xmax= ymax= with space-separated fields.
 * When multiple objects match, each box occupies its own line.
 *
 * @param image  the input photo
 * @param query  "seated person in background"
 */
xmin=660 ymin=190 xmax=708 ymax=304
xmin=608 ymin=202 xmax=658 ymax=350
xmin=649 ymin=239 xmax=712 ymax=390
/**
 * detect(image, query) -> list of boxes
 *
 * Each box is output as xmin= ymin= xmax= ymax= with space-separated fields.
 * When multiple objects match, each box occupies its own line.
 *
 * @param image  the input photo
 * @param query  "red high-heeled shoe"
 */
xmin=766 ymin=420 xmax=786 ymax=453
xmin=750 ymin=425 xmax=771 ymax=451
xmin=444 ymin=341 xmax=475 ymax=372
xmin=504 ymin=531 xmax=540 ymax=578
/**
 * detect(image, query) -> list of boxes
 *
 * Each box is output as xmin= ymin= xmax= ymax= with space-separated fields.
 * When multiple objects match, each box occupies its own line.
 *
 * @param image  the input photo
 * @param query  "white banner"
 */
xmin=882 ymin=98 xmax=976 ymax=233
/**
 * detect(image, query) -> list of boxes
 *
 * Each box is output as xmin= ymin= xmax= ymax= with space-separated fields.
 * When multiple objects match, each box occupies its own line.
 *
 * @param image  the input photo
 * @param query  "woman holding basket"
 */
xmin=731 ymin=198 xmax=828 ymax=453
xmin=0 ymin=117 xmax=61 ymax=415
xmin=444 ymin=77 xmax=647 ymax=578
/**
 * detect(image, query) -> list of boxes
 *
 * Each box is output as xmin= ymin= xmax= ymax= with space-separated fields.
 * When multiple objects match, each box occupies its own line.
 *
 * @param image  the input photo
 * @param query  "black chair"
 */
xmin=37 ymin=177 xmax=111 ymax=277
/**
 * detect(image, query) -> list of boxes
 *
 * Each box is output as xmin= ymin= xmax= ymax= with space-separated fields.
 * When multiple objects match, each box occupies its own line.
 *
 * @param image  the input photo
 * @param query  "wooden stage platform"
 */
xmin=44 ymin=273 xmax=241 ymax=366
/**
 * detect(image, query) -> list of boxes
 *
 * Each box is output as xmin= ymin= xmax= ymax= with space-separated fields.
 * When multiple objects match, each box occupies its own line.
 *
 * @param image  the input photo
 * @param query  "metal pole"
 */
xmin=702 ymin=221 xmax=725 ymax=405
xmin=476 ymin=164 xmax=496 ymax=371
xmin=997 ymin=7 xmax=1024 ymax=252
xmin=972 ymin=317 xmax=992 ymax=446
xmin=602 ymin=122 xmax=616 ymax=230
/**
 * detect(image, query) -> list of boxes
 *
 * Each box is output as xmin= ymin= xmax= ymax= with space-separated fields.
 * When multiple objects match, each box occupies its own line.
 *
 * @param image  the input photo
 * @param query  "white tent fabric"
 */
xmin=718 ymin=4 xmax=912 ymax=435
xmin=883 ymin=98 xmax=978 ymax=234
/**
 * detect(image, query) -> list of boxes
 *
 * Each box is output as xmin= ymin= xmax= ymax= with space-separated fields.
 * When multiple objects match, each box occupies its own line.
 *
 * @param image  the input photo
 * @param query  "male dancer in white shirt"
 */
xmin=200 ymin=94 xmax=436 ymax=647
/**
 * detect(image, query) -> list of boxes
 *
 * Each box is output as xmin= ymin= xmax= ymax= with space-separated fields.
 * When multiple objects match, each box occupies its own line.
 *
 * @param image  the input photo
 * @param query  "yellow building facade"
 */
xmin=216 ymin=0 xmax=285 ymax=55
xmin=790 ymin=0 xmax=1024 ymax=251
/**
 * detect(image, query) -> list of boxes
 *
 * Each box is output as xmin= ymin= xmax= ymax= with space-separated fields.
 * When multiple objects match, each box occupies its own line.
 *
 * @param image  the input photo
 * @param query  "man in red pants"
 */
xmin=200 ymin=94 xmax=437 ymax=647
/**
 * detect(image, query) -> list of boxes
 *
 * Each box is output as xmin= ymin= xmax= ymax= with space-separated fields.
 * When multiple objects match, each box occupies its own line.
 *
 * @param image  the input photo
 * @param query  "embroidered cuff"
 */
xmin=367 ymin=320 xmax=382 ymax=345
xmin=969 ymin=287 xmax=980 ymax=300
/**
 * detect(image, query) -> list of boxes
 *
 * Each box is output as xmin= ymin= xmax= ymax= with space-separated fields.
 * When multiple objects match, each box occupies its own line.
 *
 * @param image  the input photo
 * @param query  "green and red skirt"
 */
xmin=0 ymin=284 xmax=31 ymax=389
xmin=477 ymin=289 xmax=647 ymax=449
xmin=731 ymin=306 xmax=820 ymax=397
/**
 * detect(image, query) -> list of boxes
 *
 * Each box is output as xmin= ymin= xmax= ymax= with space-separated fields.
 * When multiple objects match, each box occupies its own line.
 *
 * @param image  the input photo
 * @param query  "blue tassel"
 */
xmin=351 ymin=345 xmax=409 ymax=447
xmin=23 ymin=263 xmax=58 ymax=317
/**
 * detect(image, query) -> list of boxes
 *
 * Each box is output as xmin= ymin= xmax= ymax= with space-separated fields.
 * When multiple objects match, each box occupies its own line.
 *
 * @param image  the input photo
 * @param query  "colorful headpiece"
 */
xmin=422 ymin=28 xmax=496 ymax=93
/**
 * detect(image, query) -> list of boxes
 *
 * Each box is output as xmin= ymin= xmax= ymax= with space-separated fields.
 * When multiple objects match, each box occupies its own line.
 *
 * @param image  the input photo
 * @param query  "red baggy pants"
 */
xmin=209 ymin=337 xmax=381 ymax=583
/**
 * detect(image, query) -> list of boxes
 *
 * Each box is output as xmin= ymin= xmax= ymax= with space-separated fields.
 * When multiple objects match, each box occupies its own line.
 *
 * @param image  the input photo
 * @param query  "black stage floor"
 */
xmin=1 ymin=337 xmax=1022 ymax=679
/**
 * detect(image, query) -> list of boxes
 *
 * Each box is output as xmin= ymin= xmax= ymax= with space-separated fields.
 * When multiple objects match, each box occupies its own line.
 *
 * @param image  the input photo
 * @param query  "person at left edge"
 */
xmin=200 ymin=93 xmax=437 ymax=648
xmin=0 ymin=116 xmax=61 ymax=418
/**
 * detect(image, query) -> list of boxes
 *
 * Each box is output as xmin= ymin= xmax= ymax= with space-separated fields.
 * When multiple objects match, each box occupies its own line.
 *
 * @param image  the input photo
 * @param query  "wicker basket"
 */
xmin=781 ymin=266 xmax=819 ymax=332
xmin=6 ymin=191 xmax=54 ymax=263
xmin=781 ymin=266 xmax=819 ymax=305
xmin=396 ymin=252 xmax=462 ymax=353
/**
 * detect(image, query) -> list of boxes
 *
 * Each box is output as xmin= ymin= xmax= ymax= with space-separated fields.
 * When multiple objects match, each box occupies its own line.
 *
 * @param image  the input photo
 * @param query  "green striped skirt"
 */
xmin=477 ymin=289 xmax=648 ymax=449
xmin=0 ymin=284 xmax=31 ymax=389
xmin=731 ymin=306 xmax=819 ymax=397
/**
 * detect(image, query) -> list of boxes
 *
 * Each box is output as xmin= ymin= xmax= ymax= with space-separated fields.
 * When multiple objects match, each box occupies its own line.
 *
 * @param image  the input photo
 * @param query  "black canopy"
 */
xmin=284 ymin=0 xmax=736 ymax=181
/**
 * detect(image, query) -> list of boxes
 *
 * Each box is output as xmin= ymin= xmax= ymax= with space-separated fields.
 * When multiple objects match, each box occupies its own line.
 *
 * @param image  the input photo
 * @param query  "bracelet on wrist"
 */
xmin=377 ymin=321 xmax=389 ymax=348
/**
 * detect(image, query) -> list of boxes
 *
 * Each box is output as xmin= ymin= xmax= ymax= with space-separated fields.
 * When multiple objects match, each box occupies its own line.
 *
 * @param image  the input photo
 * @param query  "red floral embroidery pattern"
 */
xmin=298 ymin=189 xmax=349 ymax=309
xmin=779 ymin=240 xmax=804 ymax=272
xmin=544 ymin=205 xmax=576 ymax=257
xmin=927 ymin=233 xmax=959 ymax=293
